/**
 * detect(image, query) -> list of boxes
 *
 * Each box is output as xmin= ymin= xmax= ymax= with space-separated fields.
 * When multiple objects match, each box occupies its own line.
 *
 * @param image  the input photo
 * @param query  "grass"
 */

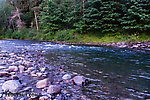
xmin=1 ymin=29 xmax=150 ymax=43
xmin=71 ymin=32 xmax=150 ymax=43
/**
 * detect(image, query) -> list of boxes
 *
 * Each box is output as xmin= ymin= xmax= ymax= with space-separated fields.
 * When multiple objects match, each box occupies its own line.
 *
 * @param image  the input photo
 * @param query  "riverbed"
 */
xmin=0 ymin=40 xmax=150 ymax=100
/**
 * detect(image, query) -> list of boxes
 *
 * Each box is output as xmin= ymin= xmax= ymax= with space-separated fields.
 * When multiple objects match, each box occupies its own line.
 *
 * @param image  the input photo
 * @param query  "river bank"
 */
xmin=0 ymin=49 xmax=90 ymax=100
xmin=49 ymin=40 xmax=150 ymax=51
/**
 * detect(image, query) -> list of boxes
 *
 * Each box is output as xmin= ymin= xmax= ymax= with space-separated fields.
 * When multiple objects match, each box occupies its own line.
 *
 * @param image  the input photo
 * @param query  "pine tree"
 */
xmin=120 ymin=0 xmax=150 ymax=33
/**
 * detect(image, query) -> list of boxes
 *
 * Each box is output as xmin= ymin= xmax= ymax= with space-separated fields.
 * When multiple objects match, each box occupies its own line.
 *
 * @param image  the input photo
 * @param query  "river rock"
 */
xmin=47 ymin=85 xmax=61 ymax=94
xmin=27 ymin=67 xmax=34 ymax=72
xmin=2 ymin=80 xmax=21 ymax=93
xmin=0 ymin=66 xmax=6 ymax=69
xmin=72 ymin=76 xmax=88 ymax=85
xmin=39 ymin=96 xmax=49 ymax=100
xmin=62 ymin=74 xmax=71 ymax=80
xmin=36 ymin=78 xmax=49 ymax=89
xmin=18 ymin=65 xmax=25 ymax=73
xmin=10 ymin=75 xmax=19 ymax=80
xmin=8 ymin=66 xmax=18 ymax=72
xmin=0 ymin=71 xmax=11 ymax=76
xmin=5 ymin=96 xmax=15 ymax=100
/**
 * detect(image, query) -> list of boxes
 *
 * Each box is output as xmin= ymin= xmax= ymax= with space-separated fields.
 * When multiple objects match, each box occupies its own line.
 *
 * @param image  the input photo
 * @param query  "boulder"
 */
xmin=62 ymin=74 xmax=71 ymax=80
xmin=36 ymin=78 xmax=49 ymax=89
xmin=2 ymin=80 xmax=21 ymax=93
xmin=47 ymin=85 xmax=61 ymax=94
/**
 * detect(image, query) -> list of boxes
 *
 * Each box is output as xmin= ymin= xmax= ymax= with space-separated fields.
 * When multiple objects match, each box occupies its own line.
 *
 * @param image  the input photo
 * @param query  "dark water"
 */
xmin=0 ymin=40 xmax=150 ymax=99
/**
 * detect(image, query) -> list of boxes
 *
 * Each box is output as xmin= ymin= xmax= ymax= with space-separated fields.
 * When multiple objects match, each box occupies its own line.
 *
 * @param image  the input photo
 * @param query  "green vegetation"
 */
xmin=0 ymin=0 xmax=150 ymax=43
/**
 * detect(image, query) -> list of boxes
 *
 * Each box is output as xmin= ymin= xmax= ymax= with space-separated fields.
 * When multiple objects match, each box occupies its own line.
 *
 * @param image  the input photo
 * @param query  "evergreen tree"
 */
xmin=120 ymin=0 xmax=150 ymax=33
xmin=75 ymin=0 xmax=123 ymax=33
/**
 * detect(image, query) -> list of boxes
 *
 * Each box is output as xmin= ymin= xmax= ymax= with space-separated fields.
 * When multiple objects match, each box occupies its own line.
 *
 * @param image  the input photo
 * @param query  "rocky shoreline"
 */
xmin=49 ymin=41 xmax=150 ymax=51
xmin=0 ymin=49 xmax=90 ymax=100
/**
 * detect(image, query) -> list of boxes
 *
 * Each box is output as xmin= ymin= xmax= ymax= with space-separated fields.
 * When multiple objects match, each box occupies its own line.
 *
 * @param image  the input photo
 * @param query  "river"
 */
xmin=0 ymin=40 xmax=150 ymax=99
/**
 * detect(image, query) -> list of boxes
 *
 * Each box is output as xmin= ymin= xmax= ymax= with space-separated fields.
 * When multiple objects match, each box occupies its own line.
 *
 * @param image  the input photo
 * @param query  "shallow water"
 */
xmin=0 ymin=40 xmax=150 ymax=99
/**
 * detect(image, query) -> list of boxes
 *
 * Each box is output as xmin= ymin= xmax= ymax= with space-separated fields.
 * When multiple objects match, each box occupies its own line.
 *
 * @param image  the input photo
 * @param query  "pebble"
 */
xmin=8 ymin=66 xmax=18 ymax=72
xmin=10 ymin=75 xmax=19 ymax=80
xmin=0 ymin=71 xmax=11 ymax=76
xmin=0 ymin=66 xmax=6 ymax=69
xmin=39 ymin=96 xmax=49 ymax=100
xmin=62 ymin=74 xmax=71 ymax=80
xmin=5 ymin=96 xmax=15 ymax=100
xmin=18 ymin=65 xmax=25 ymax=73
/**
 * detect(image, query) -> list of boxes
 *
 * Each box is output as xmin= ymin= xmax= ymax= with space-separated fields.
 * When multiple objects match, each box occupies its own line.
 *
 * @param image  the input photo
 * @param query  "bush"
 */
xmin=5 ymin=29 xmax=13 ymax=39
xmin=55 ymin=30 xmax=77 ymax=41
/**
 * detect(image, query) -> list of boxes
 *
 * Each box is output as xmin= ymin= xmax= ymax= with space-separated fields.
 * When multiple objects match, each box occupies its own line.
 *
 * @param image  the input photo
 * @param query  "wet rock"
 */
xmin=2 ymin=80 xmax=21 ymax=93
xmin=132 ymin=45 xmax=139 ymax=48
xmin=10 ymin=72 xmax=16 ymax=75
xmin=22 ymin=87 xmax=32 ymax=92
xmin=0 ymin=66 xmax=6 ymax=69
xmin=5 ymin=96 xmax=15 ymax=100
xmin=72 ymin=76 xmax=88 ymax=86
xmin=36 ymin=78 xmax=49 ymax=89
xmin=7 ymin=59 xmax=14 ymax=64
xmin=10 ymin=75 xmax=19 ymax=80
xmin=8 ymin=66 xmax=18 ymax=72
xmin=0 ymin=71 xmax=11 ymax=76
xmin=36 ymin=72 xmax=43 ymax=77
xmin=62 ymin=74 xmax=71 ymax=80
xmin=27 ymin=67 xmax=34 ymax=72
xmin=47 ymin=85 xmax=61 ymax=94
xmin=31 ymin=73 xmax=37 ymax=77
xmin=18 ymin=65 xmax=25 ymax=73
xmin=39 ymin=96 xmax=49 ymax=100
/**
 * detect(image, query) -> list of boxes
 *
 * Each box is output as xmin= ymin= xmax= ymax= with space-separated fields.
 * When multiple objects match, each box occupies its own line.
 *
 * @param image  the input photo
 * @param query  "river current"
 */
xmin=0 ymin=40 xmax=149 ymax=99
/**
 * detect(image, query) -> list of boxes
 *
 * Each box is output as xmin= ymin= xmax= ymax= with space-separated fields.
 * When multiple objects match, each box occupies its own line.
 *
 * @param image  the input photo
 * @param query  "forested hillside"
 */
xmin=0 ymin=0 xmax=150 ymax=42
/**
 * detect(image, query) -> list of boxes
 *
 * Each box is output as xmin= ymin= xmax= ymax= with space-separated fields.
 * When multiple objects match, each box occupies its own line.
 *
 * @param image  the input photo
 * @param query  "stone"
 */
xmin=8 ymin=66 xmax=18 ymax=72
xmin=132 ymin=45 xmax=139 ymax=48
xmin=2 ymin=80 xmax=21 ymax=93
xmin=27 ymin=67 xmax=34 ymax=72
xmin=0 ymin=66 xmax=6 ymax=69
xmin=36 ymin=78 xmax=49 ymax=89
xmin=39 ymin=96 xmax=49 ymax=100
xmin=5 ymin=96 xmax=15 ymax=100
xmin=22 ymin=87 xmax=32 ymax=92
xmin=36 ymin=72 xmax=43 ymax=77
xmin=62 ymin=74 xmax=71 ymax=80
xmin=18 ymin=65 xmax=25 ymax=73
xmin=10 ymin=75 xmax=19 ymax=80
xmin=47 ymin=85 xmax=61 ymax=94
xmin=72 ymin=76 xmax=88 ymax=85
xmin=31 ymin=73 xmax=37 ymax=77
xmin=0 ymin=71 xmax=11 ymax=76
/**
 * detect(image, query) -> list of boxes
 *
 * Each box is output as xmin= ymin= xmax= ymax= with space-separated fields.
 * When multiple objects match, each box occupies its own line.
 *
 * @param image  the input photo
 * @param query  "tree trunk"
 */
xmin=82 ymin=0 xmax=85 ymax=16
xmin=74 ymin=0 xmax=76 ymax=11
xmin=34 ymin=10 xmax=39 ymax=32
xmin=16 ymin=7 xmax=22 ymax=32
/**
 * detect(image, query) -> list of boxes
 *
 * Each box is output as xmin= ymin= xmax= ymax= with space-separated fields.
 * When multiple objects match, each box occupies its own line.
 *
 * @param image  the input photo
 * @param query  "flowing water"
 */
xmin=0 ymin=40 xmax=150 ymax=99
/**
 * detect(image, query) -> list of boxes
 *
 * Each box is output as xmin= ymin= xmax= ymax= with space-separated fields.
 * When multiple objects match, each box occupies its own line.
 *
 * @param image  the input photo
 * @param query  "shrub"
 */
xmin=55 ymin=30 xmax=77 ymax=41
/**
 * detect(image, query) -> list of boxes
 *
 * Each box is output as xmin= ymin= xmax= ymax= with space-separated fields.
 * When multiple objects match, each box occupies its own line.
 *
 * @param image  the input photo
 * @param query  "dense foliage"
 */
xmin=0 ymin=0 xmax=150 ymax=41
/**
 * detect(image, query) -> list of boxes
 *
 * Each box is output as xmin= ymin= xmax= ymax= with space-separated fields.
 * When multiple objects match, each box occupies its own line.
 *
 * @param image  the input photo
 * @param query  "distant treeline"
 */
xmin=0 ymin=0 xmax=150 ymax=40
